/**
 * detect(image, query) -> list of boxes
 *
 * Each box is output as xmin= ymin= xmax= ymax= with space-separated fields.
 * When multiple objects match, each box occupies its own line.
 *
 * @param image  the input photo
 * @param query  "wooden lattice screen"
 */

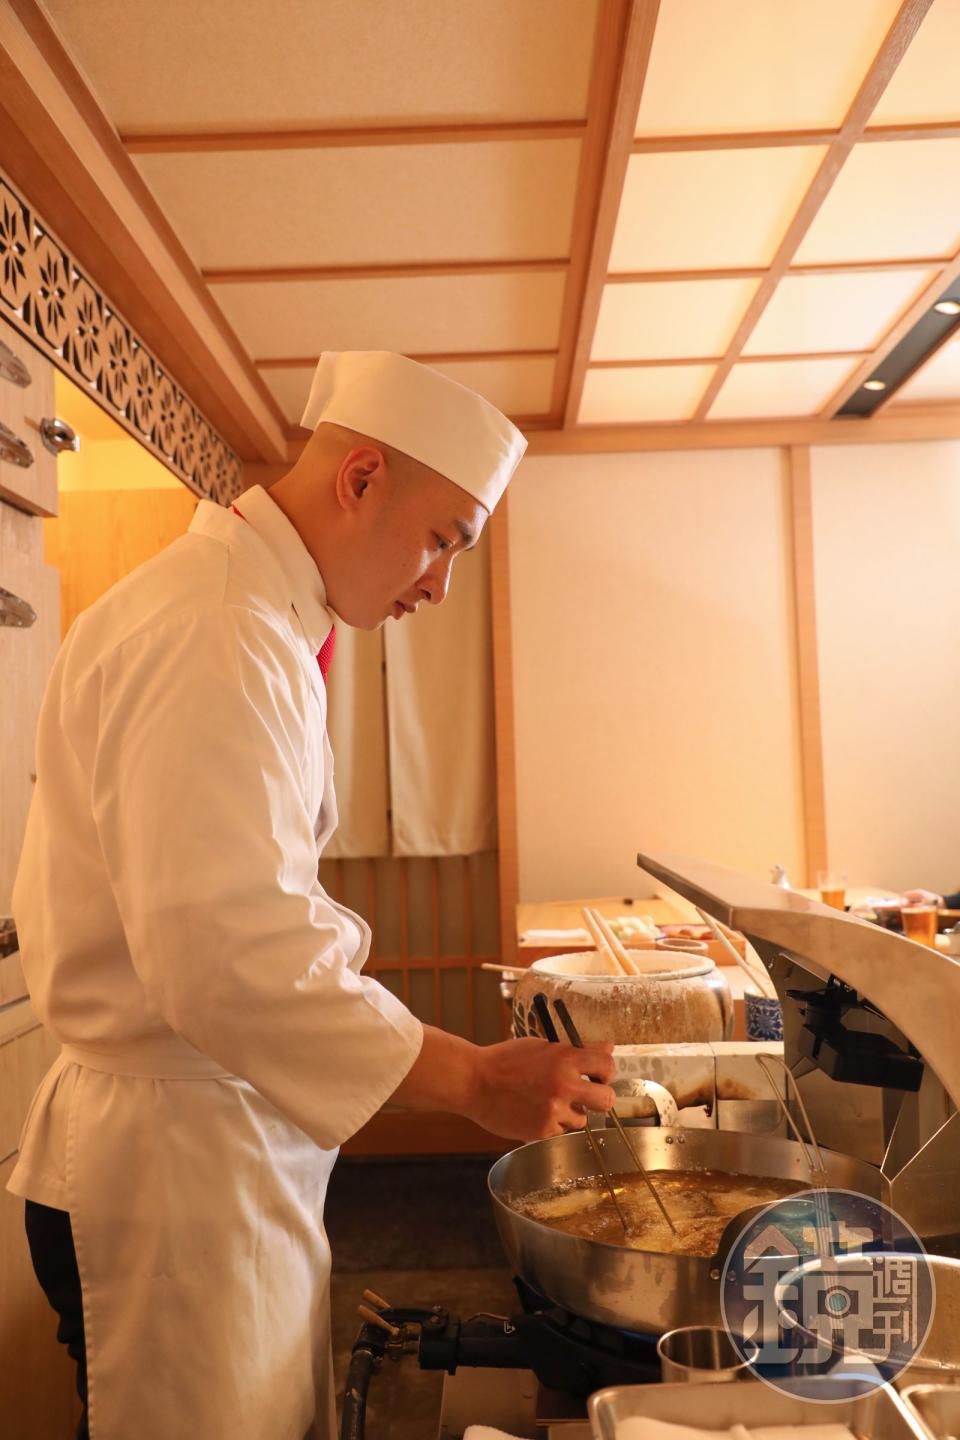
xmin=318 ymin=852 xmax=512 ymax=1154
xmin=317 ymin=851 xmax=506 ymax=1046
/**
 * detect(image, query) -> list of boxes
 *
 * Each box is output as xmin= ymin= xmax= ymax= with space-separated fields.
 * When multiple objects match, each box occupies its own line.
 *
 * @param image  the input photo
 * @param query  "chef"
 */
xmin=9 ymin=350 xmax=615 ymax=1440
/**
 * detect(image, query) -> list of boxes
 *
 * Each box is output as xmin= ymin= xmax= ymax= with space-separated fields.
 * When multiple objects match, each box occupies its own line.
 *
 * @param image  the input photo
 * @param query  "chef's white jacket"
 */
xmin=9 ymin=484 xmax=424 ymax=1439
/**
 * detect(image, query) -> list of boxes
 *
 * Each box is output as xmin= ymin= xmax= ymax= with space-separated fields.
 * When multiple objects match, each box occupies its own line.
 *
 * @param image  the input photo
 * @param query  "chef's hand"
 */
xmin=470 ymin=1036 xmax=617 ymax=1142
xmin=903 ymin=888 xmax=944 ymax=907
xmin=389 ymin=1025 xmax=616 ymax=1143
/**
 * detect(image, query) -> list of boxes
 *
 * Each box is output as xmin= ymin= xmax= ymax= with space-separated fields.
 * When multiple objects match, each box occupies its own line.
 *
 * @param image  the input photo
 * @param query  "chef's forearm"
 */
xmin=386 ymin=1025 xmax=617 ymax=1143
xmin=388 ymin=1024 xmax=481 ymax=1115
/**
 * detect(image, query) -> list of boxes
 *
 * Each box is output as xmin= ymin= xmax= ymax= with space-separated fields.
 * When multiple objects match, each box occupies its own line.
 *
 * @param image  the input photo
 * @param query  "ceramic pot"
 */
xmin=512 ymin=949 xmax=732 ymax=1045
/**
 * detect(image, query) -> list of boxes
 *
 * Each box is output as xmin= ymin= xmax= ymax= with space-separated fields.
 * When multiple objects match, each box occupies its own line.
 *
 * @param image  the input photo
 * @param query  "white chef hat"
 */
xmin=300 ymin=351 xmax=526 ymax=513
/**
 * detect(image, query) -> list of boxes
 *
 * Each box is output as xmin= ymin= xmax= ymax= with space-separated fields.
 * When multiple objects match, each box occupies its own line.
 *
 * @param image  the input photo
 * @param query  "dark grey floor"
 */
xmin=327 ymin=1157 xmax=516 ymax=1440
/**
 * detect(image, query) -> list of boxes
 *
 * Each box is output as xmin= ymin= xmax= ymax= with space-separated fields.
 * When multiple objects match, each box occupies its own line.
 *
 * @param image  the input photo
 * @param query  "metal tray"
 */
xmin=900 ymin=1385 xmax=960 ymax=1440
xmin=589 ymin=1379 xmax=926 ymax=1440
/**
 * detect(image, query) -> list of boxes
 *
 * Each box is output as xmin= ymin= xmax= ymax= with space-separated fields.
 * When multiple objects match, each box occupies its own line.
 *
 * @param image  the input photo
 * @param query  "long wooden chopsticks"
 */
xmin=552 ymin=997 xmax=677 ymax=1237
xmin=581 ymin=906 xmax=641 ymax=976
xmin=693 ymin=906 xmax=778 ymax=999
xmin=531 ymin=992 xmax=633 ymax=1238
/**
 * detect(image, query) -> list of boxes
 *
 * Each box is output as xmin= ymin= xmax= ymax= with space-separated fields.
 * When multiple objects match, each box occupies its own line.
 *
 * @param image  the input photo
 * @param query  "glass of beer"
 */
xmin=817 ymin=870 xmax=847 ymax=910
xmin=901 ymin=905 xmax=938 ymax=947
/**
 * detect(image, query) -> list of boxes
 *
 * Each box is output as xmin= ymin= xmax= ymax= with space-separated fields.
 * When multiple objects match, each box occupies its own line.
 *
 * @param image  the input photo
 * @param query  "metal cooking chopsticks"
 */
xmin=531 ymin=993 xmax=633 ymax=1238
xmin=551 ymin=997 xmax=678 ymax=1237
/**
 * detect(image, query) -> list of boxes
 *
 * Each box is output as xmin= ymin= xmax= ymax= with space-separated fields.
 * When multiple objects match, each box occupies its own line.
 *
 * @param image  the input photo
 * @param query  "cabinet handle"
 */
xmin=0 ymin=419 xmax=33 ymax=468
xmin=0 ymin=584 xmax=37 ymax=628
xmin=40 ymin=417 xmax=79 ymax=456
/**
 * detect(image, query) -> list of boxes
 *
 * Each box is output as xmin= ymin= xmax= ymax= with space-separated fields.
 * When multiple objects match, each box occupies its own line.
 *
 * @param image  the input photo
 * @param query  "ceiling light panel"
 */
xmin=578 ymin=365 xmax=716 ymax=425
xmin=869 ymin=0 xmax=960 ymax=126
xmin=591 ymin=278 xmax=760 ymax=361
xmin=263 ymin=354 xmax=556 ymax=427
xmin=42 ymin=0 xmax=597 ymax=129
xmin=794 ymin=139 xmax=960 ymax=265
xmin=743 ymin=269 xmax=935 ymax=355
xmin=610 ymin=148 xmax=826 ymax=272
xmin=635 ymin=0 xmax=901 ymax=135
xmin=134 ymin=140 xmax=580 ymax=270
xmin=210 ymin=272 xmax=566 ymax=358
xmin=708 ymin=358 xmax=858 ymax=419
xmin=893 ymin=338 xmax=960 ymax=404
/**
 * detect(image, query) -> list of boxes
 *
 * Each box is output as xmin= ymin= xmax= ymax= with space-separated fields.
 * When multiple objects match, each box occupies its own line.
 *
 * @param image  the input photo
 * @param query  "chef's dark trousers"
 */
xmin=24 ymin=1199 xmax=89 ymax=1440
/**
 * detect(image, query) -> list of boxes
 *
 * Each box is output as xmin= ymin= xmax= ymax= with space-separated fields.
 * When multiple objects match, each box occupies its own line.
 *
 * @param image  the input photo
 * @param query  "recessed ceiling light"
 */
xmin=933 ymin=299 xmax=960 ymax=317
xmin=863 ymin=379 xmax=887 ymax=392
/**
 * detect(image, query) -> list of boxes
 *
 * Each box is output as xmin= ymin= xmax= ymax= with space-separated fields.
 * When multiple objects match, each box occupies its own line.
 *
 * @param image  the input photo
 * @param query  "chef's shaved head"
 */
xmin=270 ymin=416 xmax=488 ymax=631
xmin=305 ymin=420 xmax=448 ymax=491
xmin=299 ymin=351 xmax=525 ymax=513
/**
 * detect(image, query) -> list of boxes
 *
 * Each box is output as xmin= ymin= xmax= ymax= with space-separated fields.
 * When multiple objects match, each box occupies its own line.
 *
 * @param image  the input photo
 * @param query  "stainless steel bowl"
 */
xmin=488 ymin=1126 xmax=883 ymax=1335
xmin=778 ymin=1252 xmax=960 ymax=1383
xmin=901 ymin=1384 xmax=960 ymax=1438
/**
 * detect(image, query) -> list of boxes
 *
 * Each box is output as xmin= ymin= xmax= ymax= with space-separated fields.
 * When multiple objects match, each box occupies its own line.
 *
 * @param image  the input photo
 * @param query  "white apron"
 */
xmin=30 ymin=1042 xmax=338 ymax=1440
xmin=9 ymin=488 xmax=423 ymax=1438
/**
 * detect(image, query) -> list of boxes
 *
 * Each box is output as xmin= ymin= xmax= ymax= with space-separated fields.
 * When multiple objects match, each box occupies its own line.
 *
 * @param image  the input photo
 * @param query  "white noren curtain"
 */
xmin=323 ymin=531 xmax=495 ymax=858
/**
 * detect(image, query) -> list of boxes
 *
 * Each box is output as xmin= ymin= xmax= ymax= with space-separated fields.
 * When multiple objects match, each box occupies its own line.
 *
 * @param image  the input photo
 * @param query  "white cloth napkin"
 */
xmin=519 ymin=927 xmax=591 ymax=945
xmin=462 ymin=1427 xmax=529 ymax=1440
xmin=614 ymin=1422 xmax=855 ymax=1440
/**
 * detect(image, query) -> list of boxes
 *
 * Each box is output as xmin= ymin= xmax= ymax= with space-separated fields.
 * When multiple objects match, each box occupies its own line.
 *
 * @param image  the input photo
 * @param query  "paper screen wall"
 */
xmin=810 ymin=439 xmax=960 ymax=894
xmin=323 ymin=529 xmax=495 ymax=857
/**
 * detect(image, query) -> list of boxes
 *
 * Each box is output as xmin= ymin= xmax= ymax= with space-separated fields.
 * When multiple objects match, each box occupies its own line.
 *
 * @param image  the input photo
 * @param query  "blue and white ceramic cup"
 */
xmin=745 ymin=990 xmax=784 ymax=1042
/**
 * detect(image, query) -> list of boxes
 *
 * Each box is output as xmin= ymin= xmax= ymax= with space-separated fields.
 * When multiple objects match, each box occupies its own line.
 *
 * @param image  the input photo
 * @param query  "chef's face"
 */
xmin=329 ymin=442 xmax=488 ymax=630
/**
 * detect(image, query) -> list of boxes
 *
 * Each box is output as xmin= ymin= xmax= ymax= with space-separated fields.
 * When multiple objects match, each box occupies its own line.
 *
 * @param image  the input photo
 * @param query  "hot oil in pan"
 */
xmin=512 ymin=1169 xmax=802 ymax=1256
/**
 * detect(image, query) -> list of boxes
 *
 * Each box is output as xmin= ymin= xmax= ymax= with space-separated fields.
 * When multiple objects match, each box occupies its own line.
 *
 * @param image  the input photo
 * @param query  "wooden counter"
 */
xmin=516 ymin=892 xmax=747 ymax=968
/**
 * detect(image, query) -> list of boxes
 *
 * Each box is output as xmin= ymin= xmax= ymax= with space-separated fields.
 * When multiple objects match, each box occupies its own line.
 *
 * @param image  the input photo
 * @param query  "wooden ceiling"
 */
xmin=11 ymin=0 xmax=960 ymax=458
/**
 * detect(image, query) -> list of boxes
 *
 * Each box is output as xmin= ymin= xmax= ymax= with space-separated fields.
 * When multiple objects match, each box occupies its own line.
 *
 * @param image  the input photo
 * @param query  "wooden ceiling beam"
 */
xmin=589 ymin=349 xmax=868 ymax=368
xmin=631 ymin=119 xmax=960 ymax=153
xmin=884 ymin=399 xmax=960 ymax=416
xmin=558 ymin=0 xmax=661 ymax=428
xmin=862 ymin=121 xmax=960 ymax=142
xmin=205 ymin=258 xmax=569 ymax=285
xmin=549 ymin=1 xmax=640 ymax=422
xmin=606 ymin=257 xmax=942 ymax=283
xmin=690 ymin=0 xmax=936 ymax=424
xmin=219 ymin=251 xmax=943 ymax=296
xmin=633 ymin=128 xmax=838 ymax=152
xmin=256 ymin=349 xmax=558 ymax=370
xmin=121 ymin=119 xmax=587 ymax=154
xmin=122 ymin=120 xmax=960 ymax=162
xmin=523 ymin=407 xmax=960 ymax=455
xmin=0 ymin=0 xmax=288 ymax=463
xmin=821 ymin=243 xmax=960 ymax=416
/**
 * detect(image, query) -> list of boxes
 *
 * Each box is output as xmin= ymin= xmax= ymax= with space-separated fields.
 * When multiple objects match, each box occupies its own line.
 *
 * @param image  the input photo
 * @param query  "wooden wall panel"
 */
xmin=0 ymin=950 xmax=27 ymax=1007
xmin=44 ymin=485 xmax=196 ymax=637
xmin=0 ymin=324 xmax=57 ymax=517
xmin=0 ymin=1007 xmax=59 ymax=1161
xmin=0 ymin=501 xmax=59 ymax=917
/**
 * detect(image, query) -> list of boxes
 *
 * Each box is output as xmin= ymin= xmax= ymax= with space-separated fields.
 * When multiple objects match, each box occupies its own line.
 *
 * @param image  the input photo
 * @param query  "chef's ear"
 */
xmin=335 ymin=446 xmax=388 ymax=511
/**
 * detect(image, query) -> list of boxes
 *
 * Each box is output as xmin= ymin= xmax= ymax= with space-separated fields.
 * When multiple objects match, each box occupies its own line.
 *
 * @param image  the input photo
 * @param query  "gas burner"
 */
xmin=510 ymin=1278 xmax=661 ymax=1393
xmin=341 ymin=1281 xmax=660 ymax=1440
